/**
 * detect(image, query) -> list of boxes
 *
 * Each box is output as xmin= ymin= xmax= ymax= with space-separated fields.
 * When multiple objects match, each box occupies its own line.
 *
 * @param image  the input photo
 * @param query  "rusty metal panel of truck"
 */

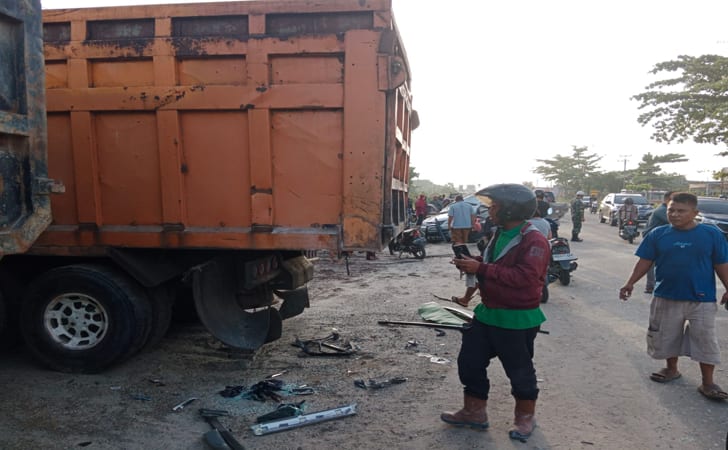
xmin=38 ymin=0 xmax=416 ymax=255
xmin=0 ymin=0 xmax=55 ymax=256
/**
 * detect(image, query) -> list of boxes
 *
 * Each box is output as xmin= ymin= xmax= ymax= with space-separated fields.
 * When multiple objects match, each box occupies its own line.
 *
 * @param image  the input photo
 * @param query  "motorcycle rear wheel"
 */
xmin=559 ymin=270 xmax=570 ymax=286
xmin=412 ymin=247 xmax=426 ymax=259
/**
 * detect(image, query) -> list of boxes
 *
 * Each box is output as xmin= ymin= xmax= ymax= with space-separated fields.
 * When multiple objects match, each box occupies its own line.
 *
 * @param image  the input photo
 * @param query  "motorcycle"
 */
xmin=619 ymin=219 xmax=639 ymax=244
xmin=590 ymin=202 xmax=598 ymax=214
xmin=541 ymin=237 xmax=578 ymax=303
xmin=544 ymin=218 xmax=559 ymax=238
xmin=388 ymin=227 xmax=427 ymax=259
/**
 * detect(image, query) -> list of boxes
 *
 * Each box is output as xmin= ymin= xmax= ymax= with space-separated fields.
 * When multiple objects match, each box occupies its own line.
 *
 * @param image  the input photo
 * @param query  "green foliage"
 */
xmin=409 ymin=165 xmax=420 ymax=182
xmin=632 ymin=55 xmax=728 ymax=150
xmin=534 ymin=146 xmax=602 ymax=197
xmin=630 ymin=152 xmax=689 ymax=189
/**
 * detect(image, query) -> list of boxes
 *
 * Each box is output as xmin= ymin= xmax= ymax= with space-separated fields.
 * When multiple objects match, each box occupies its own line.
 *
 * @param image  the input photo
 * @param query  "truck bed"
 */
xmin=38 ymin=0 xmax=416 ymax=255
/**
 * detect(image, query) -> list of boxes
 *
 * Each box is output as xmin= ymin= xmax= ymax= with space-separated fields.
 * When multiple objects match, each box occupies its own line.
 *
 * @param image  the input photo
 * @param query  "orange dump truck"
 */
xmin=0 ymin=0 xmax=416 ymax=372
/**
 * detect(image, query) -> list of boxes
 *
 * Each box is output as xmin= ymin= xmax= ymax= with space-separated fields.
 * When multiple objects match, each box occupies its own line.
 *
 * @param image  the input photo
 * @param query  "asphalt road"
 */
xmin=542 ymin=212 xmax=728 ymax=449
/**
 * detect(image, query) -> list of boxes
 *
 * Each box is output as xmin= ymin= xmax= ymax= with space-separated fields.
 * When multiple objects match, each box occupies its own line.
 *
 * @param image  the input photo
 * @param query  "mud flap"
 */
xmin=192 ymin=259 xmax=271 ymax=351
xmin=275 ymin=286 xmax=310 ymax=320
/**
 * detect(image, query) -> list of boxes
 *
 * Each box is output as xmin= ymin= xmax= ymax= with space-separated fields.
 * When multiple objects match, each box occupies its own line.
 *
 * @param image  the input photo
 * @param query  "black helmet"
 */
xmin=534 ymin=189 xmax=545 ymax=198
xmin=624 ymin=197 xmax=634 ymax=205
xmin=476 ymin=184 xmax=536 ymax=222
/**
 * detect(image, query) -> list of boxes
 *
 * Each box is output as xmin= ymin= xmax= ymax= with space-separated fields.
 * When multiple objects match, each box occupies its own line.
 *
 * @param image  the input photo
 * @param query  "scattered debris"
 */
xmin=78 ymin=442 xmax=92 ymax=447
xmin=171 ymin=397 xmax=197 ymax=411
xmin=292 ymin=329 xmax=358 ymax=356
xmin=418 ymin=301 xmax=468 ymax=326
xmin=130 ymin=393 xmax=151 ymax=401
xmin=148 ymin=379 xmax=165 ymax=386
xmin=354 ymin=377 xmax=407 ymax=390
xmin=256 ymin=401 xmax=306 ymax=423
xmin=110 ymin=386 xmax=122 ymax=391
xmin=443 ymin=306 xmax=473 ymax=321
xmin=266 ymin=369 xmax=288 ymax=379
xmin=251 ymin=403 xmax=358 ymax=436
xmin=379 ymin=320 xmax=467 ymax=332
xmin=405 ymin=339 xmax=419 ymax=349
xmin=416 ymin=353 xmax=451 ymax=364
xmin=220 ymin=379 xmax=314 ymax=402
xmin=434 ymin=328 xmax=446 ymax=337
xmin=199 ymin=409 xmax=245 ymax=450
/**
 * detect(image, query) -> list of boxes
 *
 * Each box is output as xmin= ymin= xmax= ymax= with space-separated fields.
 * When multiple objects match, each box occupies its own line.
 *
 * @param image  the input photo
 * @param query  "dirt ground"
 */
xmin=1 ymin=221 xmax=728 ymax=449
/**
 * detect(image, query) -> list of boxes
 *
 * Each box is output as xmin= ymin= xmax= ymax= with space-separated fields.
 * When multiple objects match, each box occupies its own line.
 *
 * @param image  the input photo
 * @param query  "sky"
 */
xmin=41 ymin=0 xmax=728 ymax=189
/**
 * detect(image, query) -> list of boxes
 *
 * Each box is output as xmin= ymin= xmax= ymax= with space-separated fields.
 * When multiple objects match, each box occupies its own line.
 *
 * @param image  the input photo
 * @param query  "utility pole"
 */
xmin=618 ymin=155 xmax=629 ymax=172
xmin=618 ymin=155 xmax=629 ymax=190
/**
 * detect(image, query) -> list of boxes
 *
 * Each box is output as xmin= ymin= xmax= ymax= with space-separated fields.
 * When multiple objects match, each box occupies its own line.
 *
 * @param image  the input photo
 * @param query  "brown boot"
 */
xmin=440 ymin=394 xmax=489 ymax=430
xmin=509 ymin=399 xmax=536 ymax=442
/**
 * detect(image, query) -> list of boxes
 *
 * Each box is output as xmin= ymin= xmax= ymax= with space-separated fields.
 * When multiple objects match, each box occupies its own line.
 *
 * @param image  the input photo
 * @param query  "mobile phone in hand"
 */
xmin=453 ymin=244 xmax=471 ymax=259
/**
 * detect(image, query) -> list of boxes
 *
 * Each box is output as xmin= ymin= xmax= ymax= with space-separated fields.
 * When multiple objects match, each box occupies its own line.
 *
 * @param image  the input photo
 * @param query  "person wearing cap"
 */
xmin=441 ymin=184 xmax=550 ymax=443
xmin=571 ymin=191 xmax=586 ymax=242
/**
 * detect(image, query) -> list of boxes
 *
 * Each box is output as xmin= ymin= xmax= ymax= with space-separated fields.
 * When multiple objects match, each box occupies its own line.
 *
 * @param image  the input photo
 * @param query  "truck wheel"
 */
xmin=20 ymin=264 xmax=152 ymax=373
xmin=0 ymin=293 xmax=5 ymax=343
xmin=143 ymin=284 xmax=175 ymax=350
xmin=412 ymin=247 xmax=426 ymax=259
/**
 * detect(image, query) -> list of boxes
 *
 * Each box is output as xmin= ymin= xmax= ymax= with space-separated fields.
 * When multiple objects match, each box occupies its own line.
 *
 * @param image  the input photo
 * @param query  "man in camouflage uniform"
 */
xmin=571 ymin=191 xmax=586 ymax=242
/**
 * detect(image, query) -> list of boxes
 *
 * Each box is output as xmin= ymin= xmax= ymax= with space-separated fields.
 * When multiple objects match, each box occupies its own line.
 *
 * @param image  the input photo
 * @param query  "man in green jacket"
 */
xmin=442 ymin=184 xmax=550 ymax=442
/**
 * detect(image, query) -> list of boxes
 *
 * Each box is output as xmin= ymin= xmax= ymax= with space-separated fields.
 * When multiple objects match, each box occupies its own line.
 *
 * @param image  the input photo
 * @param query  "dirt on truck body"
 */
xmin=0 ymin=0 xmax=417 ymax=373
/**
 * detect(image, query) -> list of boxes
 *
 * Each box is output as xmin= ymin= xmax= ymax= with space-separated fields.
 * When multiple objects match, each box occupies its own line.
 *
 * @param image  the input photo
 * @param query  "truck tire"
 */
xmin=20 ymin=264 xmax=152 ymax=373
xmin=143 ymin=283 xmax=175 ymax=350
xmin=0 ymin=293 xmax=5 ymax=343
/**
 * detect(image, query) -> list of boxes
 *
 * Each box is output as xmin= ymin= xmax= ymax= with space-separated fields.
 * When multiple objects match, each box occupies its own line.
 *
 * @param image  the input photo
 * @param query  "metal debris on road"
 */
xmin=256 ymin=401 xmax=306 ymax=423
xmin=292 ymin=330 xmax=358 ymax=356
xmin=171 ymin=397 xmax=197 ymax=411
xmin=251 ymin=403 xmax=357 ymax=436
xmin=354 ymin=377 xmax=407 ymax=390
xmin=220 ymin=379 xmax=314 ymax=402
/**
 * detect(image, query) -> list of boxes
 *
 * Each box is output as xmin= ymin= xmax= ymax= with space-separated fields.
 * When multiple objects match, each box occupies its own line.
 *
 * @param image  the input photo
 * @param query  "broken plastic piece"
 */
xmin=256 ymin=401 xmax=305 ymax=423
xmin=354 ymin=377 xmax=407 ymax=390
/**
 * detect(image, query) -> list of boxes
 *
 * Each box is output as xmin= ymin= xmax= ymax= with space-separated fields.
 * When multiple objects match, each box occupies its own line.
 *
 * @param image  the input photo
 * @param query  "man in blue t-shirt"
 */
xmin=619 ymin=193 xmax=728 ymax=400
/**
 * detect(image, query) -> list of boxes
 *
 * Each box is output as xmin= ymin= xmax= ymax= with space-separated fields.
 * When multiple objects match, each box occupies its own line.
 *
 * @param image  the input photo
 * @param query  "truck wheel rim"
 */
xmin=44 ymin=293 xmax=109 ymax=350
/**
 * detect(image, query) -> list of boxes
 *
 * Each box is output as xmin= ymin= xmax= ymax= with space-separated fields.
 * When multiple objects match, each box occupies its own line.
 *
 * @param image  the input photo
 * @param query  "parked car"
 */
xmin=599 ymin=193 xmax=654 ymax=226
xmin=420 ymin=195 xmax=489 ymax=243
xmin=696 ymin=197 xmax=728 ymax=239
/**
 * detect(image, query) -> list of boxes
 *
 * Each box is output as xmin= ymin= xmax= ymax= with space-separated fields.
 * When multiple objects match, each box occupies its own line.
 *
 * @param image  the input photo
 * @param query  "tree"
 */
xmin=713 ymin=168 xmax=728 ymax=195
xmin=631 ymin=152 xmax=688 ymax=189
xmin=409 ymin=165 xmax=420 ymax=182
xmin=632 ymin=55 xmax=728 ymax=153
xmin=534 ymin=146 xmax=602 ymax=196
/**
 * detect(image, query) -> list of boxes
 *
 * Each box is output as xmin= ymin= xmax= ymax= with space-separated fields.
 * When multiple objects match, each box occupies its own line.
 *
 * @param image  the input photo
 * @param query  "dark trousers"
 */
xmin=457 ymin=319 xmax=539 ymax=401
